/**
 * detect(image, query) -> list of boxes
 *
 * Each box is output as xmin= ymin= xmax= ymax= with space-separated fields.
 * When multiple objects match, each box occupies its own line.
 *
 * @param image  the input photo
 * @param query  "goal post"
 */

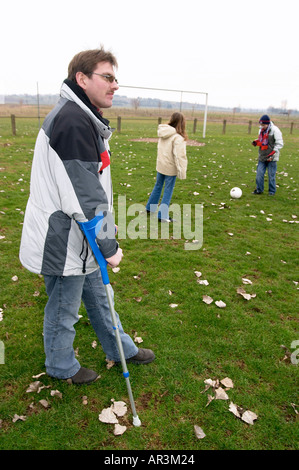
xmin=118 ymin=85 xmax=208 ymax=138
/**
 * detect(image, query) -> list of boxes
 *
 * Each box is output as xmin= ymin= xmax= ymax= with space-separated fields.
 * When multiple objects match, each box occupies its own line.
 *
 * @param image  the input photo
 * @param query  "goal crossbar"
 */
xmin=119 ymin=85 xmax=208 ymax=138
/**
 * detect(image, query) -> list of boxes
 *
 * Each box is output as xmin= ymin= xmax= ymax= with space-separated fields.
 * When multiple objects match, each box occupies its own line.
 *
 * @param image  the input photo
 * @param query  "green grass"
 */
xmin=0 ymin=115 xmax=298 ymax=450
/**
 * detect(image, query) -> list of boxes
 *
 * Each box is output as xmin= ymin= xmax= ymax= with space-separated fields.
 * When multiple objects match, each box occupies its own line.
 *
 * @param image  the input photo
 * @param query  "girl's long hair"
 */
xmin=168 ymin=112 xmax=188 ymax=141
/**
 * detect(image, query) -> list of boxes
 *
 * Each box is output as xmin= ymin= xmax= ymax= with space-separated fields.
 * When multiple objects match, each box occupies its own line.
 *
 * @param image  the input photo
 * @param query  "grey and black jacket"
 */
xmin=258 ymin=122 xmax=284 ymax=162
xmin=19 ymin=80 xmax=118 ymax=276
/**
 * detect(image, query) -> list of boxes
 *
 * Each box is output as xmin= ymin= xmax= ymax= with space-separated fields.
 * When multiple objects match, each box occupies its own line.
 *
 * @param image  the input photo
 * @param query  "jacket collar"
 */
xmin=60 ymin=79 xmax=112 ymax=140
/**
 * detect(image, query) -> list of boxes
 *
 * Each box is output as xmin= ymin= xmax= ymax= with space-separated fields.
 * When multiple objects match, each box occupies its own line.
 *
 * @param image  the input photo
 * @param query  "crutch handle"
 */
xmin=78 ymin=213 xmax=110 ymax=285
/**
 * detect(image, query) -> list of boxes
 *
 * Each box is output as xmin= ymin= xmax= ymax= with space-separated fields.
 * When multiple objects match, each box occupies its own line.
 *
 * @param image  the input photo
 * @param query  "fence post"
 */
xmin=193 ymin=118 xmax=197 ymax=134
xmin=11 ymin=114 xmax=16 ymax=136
xmin=158 ymin=117 xmax=162 ymax=125
xmin=117 ymin=116 xmax=121 ymax=132
xmin=290 ymin=122 xmax=294 ymax=134
xmin=222 ymin=119 xmax=226 ymax=134
xmin=248 ymin=120 xmax=252 ymax=134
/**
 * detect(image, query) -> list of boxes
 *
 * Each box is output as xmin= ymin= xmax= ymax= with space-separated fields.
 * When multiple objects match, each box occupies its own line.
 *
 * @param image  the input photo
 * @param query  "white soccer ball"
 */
xmin=230 ymin=187 xmax=242 ymax=199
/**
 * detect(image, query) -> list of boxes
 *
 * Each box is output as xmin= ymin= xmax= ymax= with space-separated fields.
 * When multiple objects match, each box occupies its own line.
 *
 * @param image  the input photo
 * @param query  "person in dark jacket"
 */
xmin=252 ymin=114 xmax=284 ymax=195
xmin=20 ymin=48 xmax=155 ymax=384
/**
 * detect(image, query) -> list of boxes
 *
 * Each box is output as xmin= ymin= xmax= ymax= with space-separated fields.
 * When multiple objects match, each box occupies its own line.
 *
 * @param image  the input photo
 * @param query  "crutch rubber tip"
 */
xmin=133 ymin=416 xmax=142 ymax=427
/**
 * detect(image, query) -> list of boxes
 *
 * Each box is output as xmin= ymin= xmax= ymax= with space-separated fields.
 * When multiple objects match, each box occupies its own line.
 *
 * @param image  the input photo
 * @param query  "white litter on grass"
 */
xmin=194 ymin=271 xmax=202 ymax=278
xmin=134 ymin=336 xmax=143 ymax=344
xmin=99 ymin=400 xmax=128 ymax=435
xmin=215 ymin=300 xmax=226 ymax=308
xmin=241 ymin=410 xmax=258 ymax=425
xmin=229 ymin=402 xmax=241 ymax=418
xmin=32 ymin=372 xmax=46 ymax=379
xmin=237 ymin=287 xmax=256 ymax=300
xmin=242 ymin=278 xmax=252 ymax=285
xmin=114 ymin=424 xmax=127 ymax=435
xmin=82 ymin=396 xmax=88 ymax=405
xmin=204 ymin=378 xmax=218 ymax=388
xmin=50 ymin=390 xmax=62 ymax=399
xmin=197 ymin=279 xmax=209 ymax=286
xmin=12 ymin=414 xmax=26 ymax=423
xmin=220 ymin=377 xmax=234 ymax=389
xmin=111 ymin=400 xmax=127 ymax=417
xmin=201 ymin=378 xmax=258 ymax=426
xmin=206 ymin=394 xmax=215 ymax=407
xmin=105 ymin=359 xmax=115 ymax=369
xmin=194 ymin=425 xmax=206 ymax=439
xmin=202 ymin=295 xmax=213 ymax=304
xmin=39 ymin=399 xmax=50 ymax=409
xmin=98 ymin=407 xmax=119 ymax=424
xmin=26 ymin=381 xmax=43 ymax=393
xmin=229 ymin=402 xmax=258 ymax=425
xmin=215 ymin=387 xmax=229 ymax=400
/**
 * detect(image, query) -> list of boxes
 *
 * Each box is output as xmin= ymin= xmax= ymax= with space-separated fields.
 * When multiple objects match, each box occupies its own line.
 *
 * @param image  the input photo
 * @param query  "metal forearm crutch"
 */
xmin=78 ymin=214 xmax=141 ymax=427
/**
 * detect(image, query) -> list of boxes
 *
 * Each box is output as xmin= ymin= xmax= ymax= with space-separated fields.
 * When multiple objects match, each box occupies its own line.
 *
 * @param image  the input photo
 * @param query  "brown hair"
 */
xmin=168 ymin=112 xmax=188 ymax=140
xmin=67 ymin=47 xmax=118 ymax=82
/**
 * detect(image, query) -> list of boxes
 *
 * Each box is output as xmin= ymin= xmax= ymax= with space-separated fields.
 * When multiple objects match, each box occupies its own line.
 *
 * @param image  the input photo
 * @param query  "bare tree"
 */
xmin=131 ymin=97 xmax=140 ymax=111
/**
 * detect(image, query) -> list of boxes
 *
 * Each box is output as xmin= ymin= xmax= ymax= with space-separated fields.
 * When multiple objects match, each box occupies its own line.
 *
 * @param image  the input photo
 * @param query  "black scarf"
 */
xmin=63 ymin=79 xmax=110 ymax=128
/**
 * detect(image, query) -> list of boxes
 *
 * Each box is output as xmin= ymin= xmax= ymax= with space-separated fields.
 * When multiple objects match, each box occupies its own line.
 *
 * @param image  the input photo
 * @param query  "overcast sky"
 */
xmin=1 ymin=0 xmax=298 ymax=110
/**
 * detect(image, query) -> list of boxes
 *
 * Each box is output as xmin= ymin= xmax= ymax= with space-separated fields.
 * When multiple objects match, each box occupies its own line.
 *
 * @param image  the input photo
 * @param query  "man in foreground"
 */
xmin=19 ymin=48 xmax=155 ymax=384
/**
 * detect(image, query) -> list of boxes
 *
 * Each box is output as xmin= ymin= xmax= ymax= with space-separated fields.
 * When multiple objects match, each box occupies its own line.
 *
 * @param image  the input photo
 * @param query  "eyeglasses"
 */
xmin=91 ymin=73 xmax=118 ymax=84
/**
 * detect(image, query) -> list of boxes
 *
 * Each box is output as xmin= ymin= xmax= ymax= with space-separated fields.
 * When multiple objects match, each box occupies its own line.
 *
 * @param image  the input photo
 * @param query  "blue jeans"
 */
xmin=43 ymin=269 xmax=138 ymax=379
xmin=146 ymin=172 xmax=177 ymax=219
xmin=256 ymin=160 xmax=277 ymax=194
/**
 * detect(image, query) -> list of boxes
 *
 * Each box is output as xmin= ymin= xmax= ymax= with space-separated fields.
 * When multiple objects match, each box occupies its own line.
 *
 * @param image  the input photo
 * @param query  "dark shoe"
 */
xmin=127 ymin=348 xmax=155 ymax=365
xmin=268 ymin=193 xmax=275 ymax=196
xmin=252 ymin=189 xmax=262 ymax=194
xmin=68 ymin=367 xmax=98 ymax=384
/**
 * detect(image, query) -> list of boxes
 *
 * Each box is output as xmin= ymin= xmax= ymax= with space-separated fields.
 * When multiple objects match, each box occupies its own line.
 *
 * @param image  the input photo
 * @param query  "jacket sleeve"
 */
xmin=173 ymin=136 xmax=187 ymax=179
xmin=49 ymin=105 xmax=118 ymax=259
xmin=273 ymin=126 xmax=284 ymax=152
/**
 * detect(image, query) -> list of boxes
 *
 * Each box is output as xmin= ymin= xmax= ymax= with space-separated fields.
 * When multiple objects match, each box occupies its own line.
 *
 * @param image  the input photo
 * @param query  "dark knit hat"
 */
xmin=259 ymin=115 xmax=270 ymax=124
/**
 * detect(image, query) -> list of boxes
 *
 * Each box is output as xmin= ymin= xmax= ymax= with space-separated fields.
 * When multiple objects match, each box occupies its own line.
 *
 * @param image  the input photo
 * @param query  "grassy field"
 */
xmin=0 ymin=112 xmax=298 ymax=451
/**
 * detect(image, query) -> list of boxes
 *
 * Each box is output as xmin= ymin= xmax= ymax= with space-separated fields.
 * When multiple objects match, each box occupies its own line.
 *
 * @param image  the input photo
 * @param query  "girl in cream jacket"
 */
xmin=146 ymin=112 xmax=188 ymax=222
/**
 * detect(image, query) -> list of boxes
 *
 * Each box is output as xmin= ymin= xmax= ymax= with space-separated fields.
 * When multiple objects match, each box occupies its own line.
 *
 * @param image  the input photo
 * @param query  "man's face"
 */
xmin=77 ymin=61 xmax=119 ymax=109
xmin=260 ymin=123 xmax=268 ymax=131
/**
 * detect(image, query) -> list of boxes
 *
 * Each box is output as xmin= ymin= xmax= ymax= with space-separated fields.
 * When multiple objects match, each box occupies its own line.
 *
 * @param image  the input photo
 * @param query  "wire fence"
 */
xmin=1 ymin=81 xmax=299 ymax=138
xmin=0 ymin=113 xmax=298 ymax=138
